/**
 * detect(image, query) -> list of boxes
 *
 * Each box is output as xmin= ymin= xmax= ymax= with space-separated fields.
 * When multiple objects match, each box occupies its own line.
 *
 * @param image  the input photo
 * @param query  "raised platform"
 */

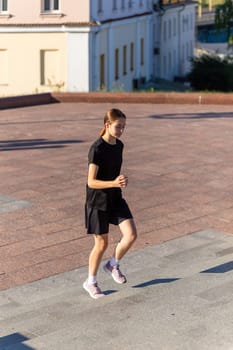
xmin=1 ymin=91 xmax=233 ymax=110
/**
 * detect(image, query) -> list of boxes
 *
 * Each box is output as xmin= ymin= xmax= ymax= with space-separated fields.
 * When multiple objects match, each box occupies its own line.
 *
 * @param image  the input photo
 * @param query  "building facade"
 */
xmin=0 ymin=0 xmax=196 ymax=96
xmin=152 ymin=0 xmax=196 ymax=81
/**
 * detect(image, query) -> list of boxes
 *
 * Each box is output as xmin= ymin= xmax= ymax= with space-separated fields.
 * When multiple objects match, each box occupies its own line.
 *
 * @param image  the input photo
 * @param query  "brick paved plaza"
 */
xmin=1 ymin=101 xmax=233 ymax=290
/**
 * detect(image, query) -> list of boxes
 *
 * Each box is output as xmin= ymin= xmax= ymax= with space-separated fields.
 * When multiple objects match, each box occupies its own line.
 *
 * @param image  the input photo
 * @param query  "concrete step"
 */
xmin=1 ymin=228 xmax=233 ymax=349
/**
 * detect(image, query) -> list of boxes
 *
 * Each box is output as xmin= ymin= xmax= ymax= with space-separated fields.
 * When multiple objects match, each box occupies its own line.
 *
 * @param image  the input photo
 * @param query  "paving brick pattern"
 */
xmin=1 ymin=102 xmax=233 ymax=290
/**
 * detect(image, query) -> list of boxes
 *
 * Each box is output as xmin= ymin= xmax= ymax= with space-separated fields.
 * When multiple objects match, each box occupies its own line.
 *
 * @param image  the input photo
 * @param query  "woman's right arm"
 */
xmin=87 ymin=163 xmax=128 ymax=189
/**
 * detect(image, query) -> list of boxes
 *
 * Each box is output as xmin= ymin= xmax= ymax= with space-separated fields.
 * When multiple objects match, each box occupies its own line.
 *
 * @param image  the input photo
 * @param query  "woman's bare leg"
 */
xmin=89 ymin=233 xmax=108 ymax=276
xmin=114 ymin=219 xmax=137 ymax=261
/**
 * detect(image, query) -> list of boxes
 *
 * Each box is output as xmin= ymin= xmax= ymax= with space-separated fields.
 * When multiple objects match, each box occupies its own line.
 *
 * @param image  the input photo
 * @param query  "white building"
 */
xmin=152 ymin=0 xmax=196 ymax=81
xmin=0 ymin=0 xmax=196 ymax=96
xmin=81 ymin=0 xmax=153 ymax=91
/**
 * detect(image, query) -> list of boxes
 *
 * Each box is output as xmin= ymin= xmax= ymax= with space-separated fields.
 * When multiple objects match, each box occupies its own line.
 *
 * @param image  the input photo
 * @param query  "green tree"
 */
xmin=188 ymin=54 xmax=233 ymax=91
xmin=215 ymin=0 xmax=233 ymax=44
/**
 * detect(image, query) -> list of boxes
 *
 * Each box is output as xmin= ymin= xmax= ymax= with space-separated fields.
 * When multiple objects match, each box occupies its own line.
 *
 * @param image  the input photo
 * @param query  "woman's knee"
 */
xmin=130 ymin=227 xmax=137 ymax=243
xmin=94 ymin=234 xmax=108 ymax=252
xmin=120 ymin=219 xmax=137 ymax=244
xmin=128 ymin=220 xmax=137 ymax=242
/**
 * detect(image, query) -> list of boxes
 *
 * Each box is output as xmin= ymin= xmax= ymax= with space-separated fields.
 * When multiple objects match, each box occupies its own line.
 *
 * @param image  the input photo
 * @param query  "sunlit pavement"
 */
xmin=1 ymin=102 xmax=233 ymax=349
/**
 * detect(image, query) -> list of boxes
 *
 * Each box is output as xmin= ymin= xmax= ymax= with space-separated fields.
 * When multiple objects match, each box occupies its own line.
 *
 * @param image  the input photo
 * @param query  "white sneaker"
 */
xmin=103 ymin=261 xmax=127 ymax=284
xmin=83 ymin=279 xmax=105 ymax=299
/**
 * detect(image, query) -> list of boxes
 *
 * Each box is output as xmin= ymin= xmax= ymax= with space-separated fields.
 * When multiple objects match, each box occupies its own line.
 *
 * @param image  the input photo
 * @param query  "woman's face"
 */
xmin=107 ymin=118 xmax=126 ymax=139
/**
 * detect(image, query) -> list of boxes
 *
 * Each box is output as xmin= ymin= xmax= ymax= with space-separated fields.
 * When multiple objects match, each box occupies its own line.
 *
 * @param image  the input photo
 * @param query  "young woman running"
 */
xmin=83 ymin=108 xmax=137 ymax=299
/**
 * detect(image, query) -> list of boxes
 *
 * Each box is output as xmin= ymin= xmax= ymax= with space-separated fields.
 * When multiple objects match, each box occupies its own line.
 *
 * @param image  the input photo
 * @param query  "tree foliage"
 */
xmin=215 ymin=0 xmax=233 ymax=42
xmin=188 ymin=54 xmax=233 ymax=91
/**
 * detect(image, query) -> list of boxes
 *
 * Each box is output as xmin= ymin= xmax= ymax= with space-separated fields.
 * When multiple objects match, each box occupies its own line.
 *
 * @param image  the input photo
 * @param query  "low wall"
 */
xmin=51 ymin=92 xmax=233 ymax=105
xmin=0 ymin=93 xmax=55 ymax=110
xmin=1 ymin=92 xmax=233 ymax=109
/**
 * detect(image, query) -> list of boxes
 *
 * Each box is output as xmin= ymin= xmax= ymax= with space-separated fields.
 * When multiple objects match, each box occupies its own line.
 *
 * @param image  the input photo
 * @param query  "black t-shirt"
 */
xmin=86 ymin=137 xmax=124 ymax=211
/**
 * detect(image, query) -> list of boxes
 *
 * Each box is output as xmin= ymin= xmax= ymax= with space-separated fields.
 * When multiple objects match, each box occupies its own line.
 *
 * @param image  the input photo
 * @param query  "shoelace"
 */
xmin=92 ymin=283 xmax=102 ymax=294
xmin=114 ymin=266 xmax=124 ymax=278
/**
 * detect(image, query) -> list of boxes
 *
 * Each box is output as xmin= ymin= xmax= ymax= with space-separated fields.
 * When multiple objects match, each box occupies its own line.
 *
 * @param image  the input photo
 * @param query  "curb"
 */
xmin=1 ymin=92 xmax=233 ymax=110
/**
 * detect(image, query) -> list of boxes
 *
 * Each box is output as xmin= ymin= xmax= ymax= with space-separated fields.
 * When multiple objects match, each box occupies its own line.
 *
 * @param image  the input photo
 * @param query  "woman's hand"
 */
xmin=114 ymin=174 xmax=128 ymax=188
xmin=88 ymin=164 xmax=128 ymax=189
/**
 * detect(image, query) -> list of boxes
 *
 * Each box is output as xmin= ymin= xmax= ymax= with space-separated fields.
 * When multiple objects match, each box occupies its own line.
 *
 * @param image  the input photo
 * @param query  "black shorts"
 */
xmin=85 ymin=198 xmax=133 ymax=234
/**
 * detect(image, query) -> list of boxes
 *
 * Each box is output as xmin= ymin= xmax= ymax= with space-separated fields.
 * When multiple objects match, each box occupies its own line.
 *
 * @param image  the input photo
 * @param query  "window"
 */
xmin=139 ymin=0 xmax=143 ymax=7
xmin=0 ymin=0 xmax=8 ymax=12
xmin=130 ymin=42 xmax=134 ymax=71
xmin=0 ymin=50 xmax=8 ymax=85
xmin=163 ymin=55 xmax=167 ymax=76
xmin=173 ymin=49 xmax=176 ymax=70
xmin=182 ymin=15 xmax=188 ymax=32
xmin=173 ymin=18 xmax=176 ymax=36
xmin=100 ymin=54 xmax=105 ymax=89
xmin=113 ymin=0 xmax=117 ymax=10
xmin=115 ymin=49 xmax=119 ymax=80
xmin=43 ymin=0 xmax=59 ymax=12
xmin=191 ymin=13 xmax=194 ymax=30
xmin=163 ymin=21 xmax=167 ymax=41
xmin=98 ymin=0 xmax=103 ymax=13
xmin=123 ymin=45 xmax=127 ymax=75
xmin=121 ymin=0 xmax=125 ymax=9
xmin=168 ymin=51 xmax=172 ymax=72
xmin=40 ymin=50 xmax=60 ymax=86
xmin=190 ymin=41 xmax=193 ymax=56
xmin=168 ymin=19 xmax=171 ymax=39
xmin=140 ymin=38 xmax=144 ymax=66
xmin=129 ymin=0 xmax=133 ymax=8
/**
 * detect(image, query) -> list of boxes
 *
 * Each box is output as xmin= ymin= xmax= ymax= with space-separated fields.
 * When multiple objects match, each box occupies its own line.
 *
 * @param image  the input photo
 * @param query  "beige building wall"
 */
xmin=0 ymin=32 xmax=67 ymax=96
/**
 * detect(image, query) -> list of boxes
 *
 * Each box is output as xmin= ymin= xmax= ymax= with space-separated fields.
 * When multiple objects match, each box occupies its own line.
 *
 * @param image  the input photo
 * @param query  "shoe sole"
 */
xmin=83 ymin=282 xmax=105 ymax=299
xmin=103 ymin=265 xmax=127 ymax=284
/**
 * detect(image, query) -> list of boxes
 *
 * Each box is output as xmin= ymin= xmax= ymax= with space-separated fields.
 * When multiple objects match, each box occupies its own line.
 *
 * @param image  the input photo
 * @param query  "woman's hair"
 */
xmin=100 ymin=108 xmax=126 ymax=136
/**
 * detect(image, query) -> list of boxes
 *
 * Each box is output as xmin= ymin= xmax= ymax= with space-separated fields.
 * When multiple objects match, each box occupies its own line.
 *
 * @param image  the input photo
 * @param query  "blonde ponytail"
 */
xmin=100 ymin=126 xmax=106 ymax=136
